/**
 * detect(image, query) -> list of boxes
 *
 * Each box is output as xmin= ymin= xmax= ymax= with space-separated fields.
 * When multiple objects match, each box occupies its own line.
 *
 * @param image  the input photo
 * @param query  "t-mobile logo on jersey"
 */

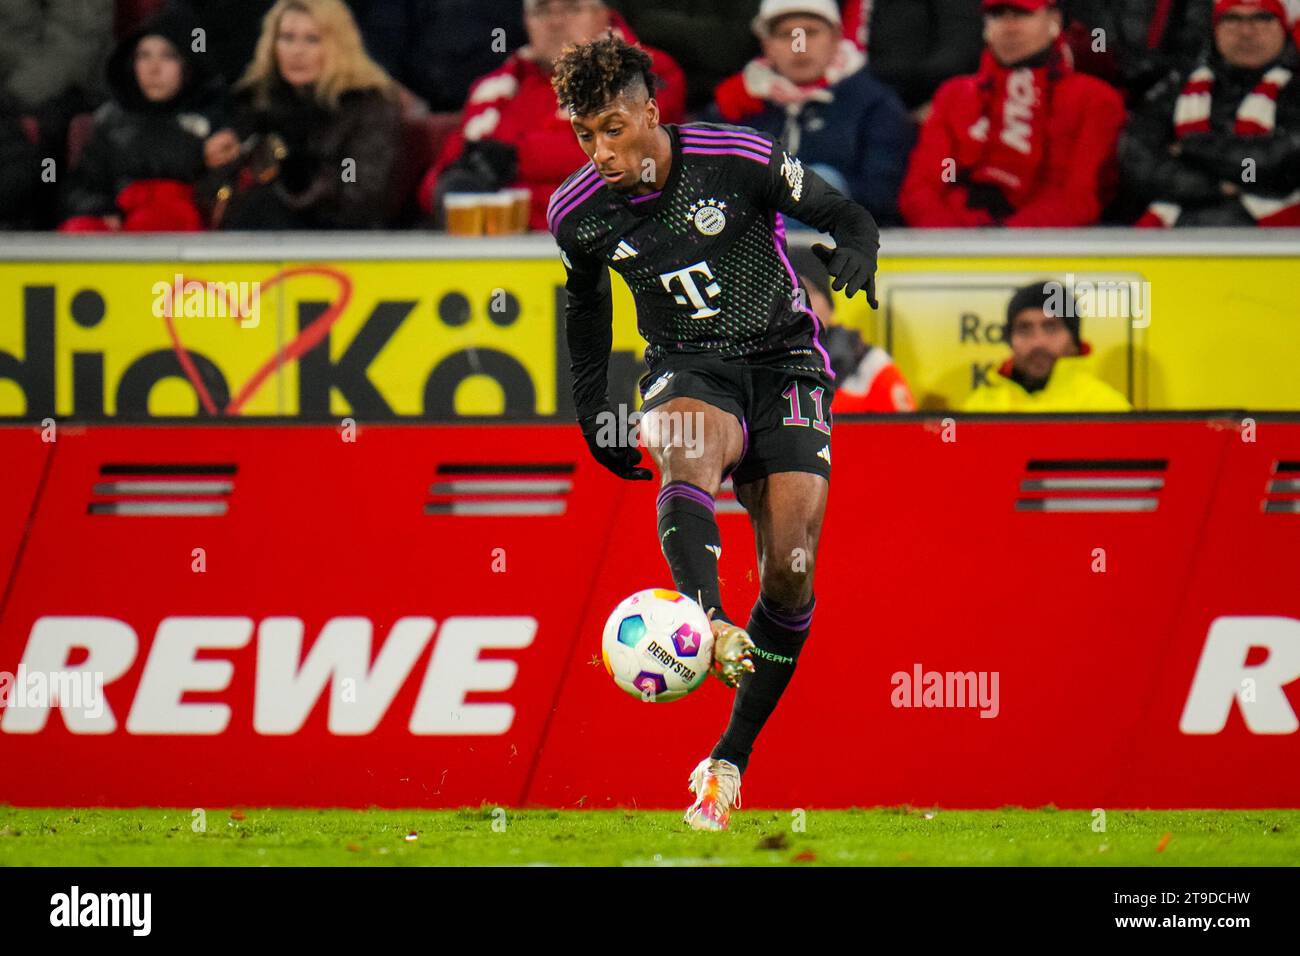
xmin=660 ymin=261 xmax=722 ymax=319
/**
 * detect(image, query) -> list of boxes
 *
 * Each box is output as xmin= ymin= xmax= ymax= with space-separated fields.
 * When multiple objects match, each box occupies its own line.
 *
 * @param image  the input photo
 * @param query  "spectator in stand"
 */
xmin=419 ymin=0 xmax=685 ymax=233
xmin=707 ymin=0 xmax=914 ymax=224
xmin=899 ymin=0 xmax=1126 ymax=227
xmin=1121 ymin=0 xmax=1300 ymax=226
xmin=346 ymin=1 xmax=527 ymax=112
xmin=608 ymin=0 xmax=762 ymax=112
xmin=841 ymin=0 xmax=985 ymax=122
xmin=793 ymin=263 xmax=916 ymax=413
xmin=1060 ymin=0 xmax=1215 ymax=101
xmin=963 ymin=281 xmax=1131 ymax=411
xmin=0 ymin=96 xmax=40 ymax=228
xmin=0 ymin=0 xmax=114 ymax=171
xmin=59 ymin=6 xmax=225 ymax=232
xmin=198 ymin=0 xmax=399 ymax=229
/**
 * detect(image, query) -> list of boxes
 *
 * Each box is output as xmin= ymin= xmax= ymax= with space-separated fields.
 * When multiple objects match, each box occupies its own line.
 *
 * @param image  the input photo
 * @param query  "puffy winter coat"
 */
xmin=61 ymin=7 xmax=226 ymax=223
xmin=900 ymin=42 xmax=1126 ymax=227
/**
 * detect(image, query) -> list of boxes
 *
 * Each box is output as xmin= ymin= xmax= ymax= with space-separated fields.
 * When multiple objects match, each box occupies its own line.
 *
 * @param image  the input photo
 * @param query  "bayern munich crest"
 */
xmin=688 ymin=198 xmax=727 ymax=236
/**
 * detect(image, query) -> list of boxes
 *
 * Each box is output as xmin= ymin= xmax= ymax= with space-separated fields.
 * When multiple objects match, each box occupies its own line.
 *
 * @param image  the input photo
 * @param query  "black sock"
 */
xmin=711 ymin=593 xmax=815 ymax=774
xmin=656 ymin=481 xmax=732 ymax=625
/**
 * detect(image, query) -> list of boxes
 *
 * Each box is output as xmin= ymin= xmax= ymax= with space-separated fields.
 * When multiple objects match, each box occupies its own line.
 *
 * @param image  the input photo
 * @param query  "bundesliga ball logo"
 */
xmin=689 ymin=198 xmax=727 ymax=236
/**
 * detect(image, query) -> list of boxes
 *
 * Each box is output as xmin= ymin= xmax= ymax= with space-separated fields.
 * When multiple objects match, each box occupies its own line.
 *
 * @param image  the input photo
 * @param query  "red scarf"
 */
xmin=965 ymin=42 xmax=1066 ymax=209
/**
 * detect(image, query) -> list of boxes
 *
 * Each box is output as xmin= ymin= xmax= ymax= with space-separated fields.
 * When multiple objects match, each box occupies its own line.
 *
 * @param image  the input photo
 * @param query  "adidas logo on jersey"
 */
xmin=611 ymin=240 xmax=638 ymax=261
xmin=818 ymin=445 xmax=831 ymax=464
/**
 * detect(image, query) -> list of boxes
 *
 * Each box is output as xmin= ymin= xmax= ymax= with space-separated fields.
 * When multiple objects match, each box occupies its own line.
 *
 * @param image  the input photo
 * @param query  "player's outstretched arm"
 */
xmin=754 ymin=137 xmax=882 ymax=309
xmin=557 ymin=240 xmax=653 ymax=481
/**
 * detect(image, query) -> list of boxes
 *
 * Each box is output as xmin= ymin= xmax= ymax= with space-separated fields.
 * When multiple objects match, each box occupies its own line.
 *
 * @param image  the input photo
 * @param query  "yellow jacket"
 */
xmin=962 ymin=345 xmax=1132 ymax=413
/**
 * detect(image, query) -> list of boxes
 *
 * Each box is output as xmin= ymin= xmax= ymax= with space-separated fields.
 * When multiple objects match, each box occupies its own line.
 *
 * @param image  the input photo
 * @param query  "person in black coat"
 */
xmin=60 ymin=6 xmax=225 ymax=230
xmin=198 ymin=0 xmax=400 ymax=230
xmin=1120 ymin=0 xmax=1300 ymax=226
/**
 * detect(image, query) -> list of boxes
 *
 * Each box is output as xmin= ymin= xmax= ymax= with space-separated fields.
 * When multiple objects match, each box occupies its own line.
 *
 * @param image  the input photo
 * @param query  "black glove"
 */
xmin=579 ymin=407 xmax=653 ymax=481
xmin=458 ymin=140 xmax=519 ymax=187
xmin=811 ymin=242 xmax=879 ymax=309
xmin=964 ymin=180 xmax=1016 ymax=223
xmin=433 ymin=140 xmax=520 ymax=224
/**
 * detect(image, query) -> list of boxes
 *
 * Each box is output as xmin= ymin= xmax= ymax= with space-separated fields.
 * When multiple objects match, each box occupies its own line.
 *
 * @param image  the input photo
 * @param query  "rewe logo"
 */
xmin=660 ymin=261 xmax=722 ymax=319
xmin=0 ymin=615 xmax=537 ymax=736
xmin=1181 ymin=616 xmax=1300 ymax=734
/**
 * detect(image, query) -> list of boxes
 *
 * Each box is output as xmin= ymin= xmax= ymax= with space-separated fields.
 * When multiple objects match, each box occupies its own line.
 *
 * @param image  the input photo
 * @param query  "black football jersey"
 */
xmin=549 ymin=122 xmax=879 ymax=420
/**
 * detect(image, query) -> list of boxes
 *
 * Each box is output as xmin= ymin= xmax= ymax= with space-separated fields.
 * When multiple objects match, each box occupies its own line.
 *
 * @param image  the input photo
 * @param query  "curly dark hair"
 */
xmin=551 ymin=33 xmax=657 ymax=117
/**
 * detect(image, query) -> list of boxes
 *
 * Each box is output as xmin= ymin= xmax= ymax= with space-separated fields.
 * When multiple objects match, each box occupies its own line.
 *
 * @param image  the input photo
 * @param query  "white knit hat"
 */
xmin=751 ymin=0 xmax=843 ymax=39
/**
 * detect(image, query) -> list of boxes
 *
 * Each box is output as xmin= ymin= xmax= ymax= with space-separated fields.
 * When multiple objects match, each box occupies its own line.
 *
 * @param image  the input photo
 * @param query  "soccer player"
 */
xmin=548 ymin=35 xmax=879 ymax=830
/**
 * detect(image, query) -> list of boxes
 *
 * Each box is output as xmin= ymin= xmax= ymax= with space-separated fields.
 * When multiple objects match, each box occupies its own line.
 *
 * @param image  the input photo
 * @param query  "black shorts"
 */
xmin=636 ymin=353 xmax=834 ymax=486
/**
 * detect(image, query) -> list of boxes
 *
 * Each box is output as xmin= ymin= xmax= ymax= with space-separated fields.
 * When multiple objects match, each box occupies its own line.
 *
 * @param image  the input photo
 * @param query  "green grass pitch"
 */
xmin=2 ymin=807 xmax=1296 ymax=866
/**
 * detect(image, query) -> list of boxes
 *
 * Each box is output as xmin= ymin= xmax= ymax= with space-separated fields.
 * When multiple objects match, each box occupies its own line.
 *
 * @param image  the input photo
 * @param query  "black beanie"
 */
xmin=1005 ymin=280 xmax=1082 ymax=346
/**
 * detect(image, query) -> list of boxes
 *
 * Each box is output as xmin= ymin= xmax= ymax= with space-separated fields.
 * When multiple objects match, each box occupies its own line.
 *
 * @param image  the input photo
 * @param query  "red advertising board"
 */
xmin=0 ymin=419 xmax=1296 ymax=809
xmin=0 ymin=428 xmax=50 ymax=591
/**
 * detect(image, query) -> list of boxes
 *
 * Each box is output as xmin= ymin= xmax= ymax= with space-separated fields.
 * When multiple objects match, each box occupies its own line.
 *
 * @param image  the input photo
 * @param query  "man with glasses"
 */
xmin=1121 ymin=0 xmax=1300 ymax=225
xmin=419 ymin=0 xmax=684 ymax=231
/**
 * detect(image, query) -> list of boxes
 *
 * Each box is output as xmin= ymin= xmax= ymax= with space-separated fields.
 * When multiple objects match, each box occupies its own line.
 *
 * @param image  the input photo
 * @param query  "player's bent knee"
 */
xmin=657 ymin=458 xmax=724 ymax=497
xmin=759 ymin=562 xmax=815 ymax=609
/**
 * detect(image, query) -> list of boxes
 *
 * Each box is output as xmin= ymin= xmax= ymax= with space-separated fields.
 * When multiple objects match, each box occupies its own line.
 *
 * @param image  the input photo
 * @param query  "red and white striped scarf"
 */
xmin=1141 ymin=62 xmax=1300 ymax=226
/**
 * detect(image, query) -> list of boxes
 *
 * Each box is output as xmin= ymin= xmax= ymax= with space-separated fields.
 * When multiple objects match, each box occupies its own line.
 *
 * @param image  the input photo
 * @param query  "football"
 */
xmin=601 ymin=588 xmax=715 ymax=702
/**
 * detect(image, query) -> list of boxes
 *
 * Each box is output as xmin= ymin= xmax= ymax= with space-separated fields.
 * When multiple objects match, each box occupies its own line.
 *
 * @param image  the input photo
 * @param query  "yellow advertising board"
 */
xmin=1 ymin=253 xmax=1296 ymax=419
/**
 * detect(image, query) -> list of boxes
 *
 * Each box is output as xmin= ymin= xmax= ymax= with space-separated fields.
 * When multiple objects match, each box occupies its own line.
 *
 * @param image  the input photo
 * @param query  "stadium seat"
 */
xmin=387 ymin=110 xmax=462 ymax=225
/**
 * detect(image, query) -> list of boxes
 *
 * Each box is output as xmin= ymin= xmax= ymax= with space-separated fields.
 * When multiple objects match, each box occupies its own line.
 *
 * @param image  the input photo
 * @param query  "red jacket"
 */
xmin=419 ymin=15 xmax=685 ymax=231
xmin=899 ymin=44 xmax=1125 ymax=227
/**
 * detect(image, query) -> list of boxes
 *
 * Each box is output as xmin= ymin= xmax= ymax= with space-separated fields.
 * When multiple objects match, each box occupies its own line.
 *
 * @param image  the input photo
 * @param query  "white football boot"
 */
xmin=684 ymin=757 xmax=743 ymax=831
